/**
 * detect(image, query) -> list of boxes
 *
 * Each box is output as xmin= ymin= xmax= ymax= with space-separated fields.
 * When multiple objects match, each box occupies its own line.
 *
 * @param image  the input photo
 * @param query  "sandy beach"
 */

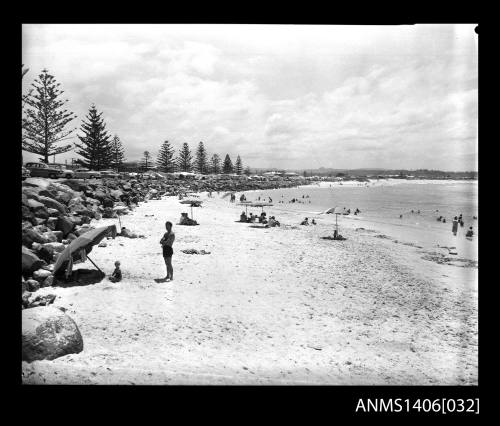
xmin=22 ymin=191 xmax=478 ymax=385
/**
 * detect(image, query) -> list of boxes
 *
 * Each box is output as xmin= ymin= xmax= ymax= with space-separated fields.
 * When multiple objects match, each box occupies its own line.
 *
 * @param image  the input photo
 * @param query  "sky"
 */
xmin=22 ymin=24 xmax=478 ymax=171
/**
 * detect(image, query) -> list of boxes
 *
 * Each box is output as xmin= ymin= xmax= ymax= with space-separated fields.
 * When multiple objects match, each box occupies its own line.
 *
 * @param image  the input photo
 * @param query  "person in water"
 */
xmin=466 ymin=226 xmax=474 ymax=238
xmin=160 ymin=221 xmax=175 ymax=282
xmin=452 ymin=216 xmax=459 ymax=236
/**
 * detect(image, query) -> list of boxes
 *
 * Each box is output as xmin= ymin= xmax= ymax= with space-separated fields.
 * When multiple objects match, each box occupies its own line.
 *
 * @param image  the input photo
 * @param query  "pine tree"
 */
xmin=140 ymin=151 xmax=153 ymax=171
xmin=195 ymin=141 xmax=209 ymax=174
xmin=235 ymin=155 xmax=243 ymax=175
xmin=157 ymin=140 xmax=176 ymax=172
xmin=74 ymin=104 xmax=112 ymax=170
xmin=177 ymin=142 xmax=193 ymax=172
xmin=110 ymin=135 xmax=126 ymax=170
xmin=222 ymin=154 xmax=233 ymax=174
xmin=22 ymin=69 xmax=77 ymax=163
xmin=210 ymin=154 xmax=221 ymax=174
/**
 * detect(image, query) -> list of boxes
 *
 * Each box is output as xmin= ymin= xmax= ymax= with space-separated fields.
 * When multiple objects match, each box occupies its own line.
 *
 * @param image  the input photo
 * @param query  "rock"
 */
xmin=22 ymin=205 xmax=36 ymax=223
xmin=59 ymin=179 xmax=88 ymax=192
xmin=38 ymin=188 xmax=58 ymax=198
xmin=102 ymin=207 xmax=116 ymax=218
xmin=46 ymin=217 xmax=59 ymax=230
xmin=22 ymin=220 xmax=34 ymax=231
xmin=31 ymin=203 xmax=50 ymax=219
xmin=22 ymin=291 xmax=32 ymax=308
xmin=36 ymin=245 xmax=54 ymax=264
xmin=54 ymin=191 xmax=73 ymax=205
xmin=42 ymin=231 xmax=58 ymax=243
xmin=22 ymin=280 xmax=28 ymax=293
xmin=42 ymin=275 xmax=54 ymax=287
xmin=102 ymin=197 xmax=115 ymax=208
xmin=34 ymin=218 xmax=47 ymax=225
xmin=67 ymin=233 xmax=77 ymax=241
xmin=38 ymin=196 xmax=68 ymax=214
xmin=110 ymin=189 xmax=123 ymax=200
xmin=43 ymin=242 xmax=65 ymax=253
xmin=22 ymin=228 xmax=49 ymax=247
xmin=56 ymin=216 xmax=75 ymax=236
xmin=94 ymin=212 xmax=102 ymax=220
xmin=31 ymin=242 xmax=42 ymax=251
xmin=80 ymin=215 xmax=91 ymax=224
xmin=22 ymin=306 xmax=83 ymax=362
xmin=98 ymin=241 xmax=107 ymax=247
xmin=92 ymin=190 xmax=108 ymax=202
xmin=52 ymin=230 xmax=63 ymax=242
xmin=33 ymin=269 xmax=52 ymax=281
xmin=26 ymin=279 xmax=40 ymax=292
xmin=33 ymin=224 xmax=49 ymax=233
xmin=22 ymin=247 xmax=44 ymax=275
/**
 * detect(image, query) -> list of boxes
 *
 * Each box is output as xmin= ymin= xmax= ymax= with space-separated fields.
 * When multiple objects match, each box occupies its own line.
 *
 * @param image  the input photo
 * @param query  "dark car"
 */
xmin=24 ymin=162 xmax=64 ymax=179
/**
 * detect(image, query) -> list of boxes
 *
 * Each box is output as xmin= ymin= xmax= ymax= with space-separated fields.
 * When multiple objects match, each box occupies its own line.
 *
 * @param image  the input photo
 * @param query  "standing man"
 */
xmin=160 ymin=221 xmax=175 ymax=281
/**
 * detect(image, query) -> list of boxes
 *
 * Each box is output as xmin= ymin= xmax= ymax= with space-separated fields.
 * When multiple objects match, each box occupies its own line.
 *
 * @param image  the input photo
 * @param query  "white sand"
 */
xmin=22 ymin=193 xmax=478 ymax=385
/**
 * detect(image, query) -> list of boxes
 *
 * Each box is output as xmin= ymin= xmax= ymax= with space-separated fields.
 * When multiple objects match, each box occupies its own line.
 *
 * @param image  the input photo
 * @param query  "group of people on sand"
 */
xmin=300 ymin=217 xmax=316 ymax=226
xmin=239 ymin=211 xmax=280 ymax=227
xmin=108 ymin=220 xmax=176 ymax=284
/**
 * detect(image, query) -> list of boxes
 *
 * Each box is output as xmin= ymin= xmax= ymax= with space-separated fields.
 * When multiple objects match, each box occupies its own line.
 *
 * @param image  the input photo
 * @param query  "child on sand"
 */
xmin=109 ymin=261 xmax=122 ymax=283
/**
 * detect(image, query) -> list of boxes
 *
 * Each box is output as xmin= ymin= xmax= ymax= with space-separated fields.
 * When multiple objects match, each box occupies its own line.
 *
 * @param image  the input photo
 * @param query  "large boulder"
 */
xmin=22 ymin=206 xmax=36 ymax=223
xmin=38 ymin=188 xmax=58 ymax=199
xmin=56 ymin=216 xmax=75 ymax=237
xmin=35 ymin=245 xmax=54 ymax=264
xmin=59 ymin=179 xmax=88 ymax=192
xmin=110 ymin=189 xmax=123 ymax=200
xmin=102 ymin=207 xmax=116 ymax=218
xmin=33 ymin=269 xmax=52 ymax=282
xmin=22 ymin=228 xmax=49 ymax=247
xmin=22 ymin=306 xmax=84 ymax=362
xmin=22 ymin=247 xmax=44 ymax=275
xmin=43 ymin=242 xmax=65 ymax=253
xmin=42 ymin=231 xmax=58 ymax=243
xmin=46 ymin=217 xmax=59 ymax=230
xmin=37 ymin=196 xmax=68 ymax=214
xmin=54 ymin=191 xmax=73 ymax=205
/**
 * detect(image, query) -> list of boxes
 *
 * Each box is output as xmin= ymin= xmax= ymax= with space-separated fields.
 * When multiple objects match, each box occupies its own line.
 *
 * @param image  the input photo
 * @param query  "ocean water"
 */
xmin=242 ymin=180 xmax=478 ymax=234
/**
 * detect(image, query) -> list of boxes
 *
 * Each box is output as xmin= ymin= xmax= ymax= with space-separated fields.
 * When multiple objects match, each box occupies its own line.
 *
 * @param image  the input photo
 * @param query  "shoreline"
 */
xmin=22 ymin=191 xmax=478 ymax=385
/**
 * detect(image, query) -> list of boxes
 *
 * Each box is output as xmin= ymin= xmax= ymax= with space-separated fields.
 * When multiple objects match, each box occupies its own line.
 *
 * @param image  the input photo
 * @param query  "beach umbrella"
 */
xmin=322 ymin=206 xmax=345 ymax=233
xmin=113 ymin=205 xmax=128 ymax=228
xmin=248 ymin=202 xmax=273 ymax=213
xmin=237 ymin=201 xmax=253 ymax=214
xmin=53 ymin=225 xmax=117 ymax=277
xmin=179 ymin=199 xmax=203 ymax=219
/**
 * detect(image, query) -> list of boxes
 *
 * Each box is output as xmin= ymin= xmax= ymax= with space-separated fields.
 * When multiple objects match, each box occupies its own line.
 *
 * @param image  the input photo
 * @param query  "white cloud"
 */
xmin=22 ymin=24 xmax=478 ymax=170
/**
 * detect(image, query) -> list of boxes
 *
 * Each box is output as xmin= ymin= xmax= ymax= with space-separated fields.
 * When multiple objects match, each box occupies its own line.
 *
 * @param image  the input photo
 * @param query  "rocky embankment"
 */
xmin=21 ymin=175 xmax=307 ymax=362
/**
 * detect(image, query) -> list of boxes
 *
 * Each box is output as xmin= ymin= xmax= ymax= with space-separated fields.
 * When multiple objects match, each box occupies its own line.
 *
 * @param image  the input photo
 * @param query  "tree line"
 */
xmin=146 ymin=141 xmax=247 ymax=175
xmin=21 ymin=68 xmax=247 ymax=175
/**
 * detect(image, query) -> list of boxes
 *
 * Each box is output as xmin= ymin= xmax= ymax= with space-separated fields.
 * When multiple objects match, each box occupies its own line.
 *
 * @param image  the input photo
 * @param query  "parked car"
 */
xmin=127 ymin=172 xmax=139 ymax=178
xmin=49 ymin=164 xmax=75 ymax=179
xmin=100 ymin=170 xmax=120 ymax=178
xmin=24 ymin=162 xmax=64 ymax=179
xmin=22 ymin=167 xmax=31 ymax=180
xmin=74 ymin=168 xmax=101 ymax=179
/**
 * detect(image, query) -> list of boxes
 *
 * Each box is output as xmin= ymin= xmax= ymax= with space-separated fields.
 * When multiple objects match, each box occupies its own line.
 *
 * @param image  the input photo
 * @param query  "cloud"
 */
xmin=22 ymin=24 xmax=477 ymax=171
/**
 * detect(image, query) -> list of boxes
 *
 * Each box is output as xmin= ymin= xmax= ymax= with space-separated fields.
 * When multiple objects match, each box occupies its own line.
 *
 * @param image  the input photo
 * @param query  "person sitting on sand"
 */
xmin=240 ymin=211 xmax=247 ymax=222
xmin=248 ymin=213 xmax=256 ymax=223
xmin=466 ymin=227 xmax=474 ymax=238
xmin=259 ymin=212 xmax=267 ymax=224
xmin=109 ymin=261 xmax=122 ymax=283
xmin=301 ymin=217 xmax=309 ymax=226
xmin=179 ymin=212 xmax=198 ymax=226
xmin=120 ymin=227 xmax=138 ymax=238
xmin=240 ymin=194 xmax=246 ymax=202
xmin=266 ymin=216 xmax=280 ymax=228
